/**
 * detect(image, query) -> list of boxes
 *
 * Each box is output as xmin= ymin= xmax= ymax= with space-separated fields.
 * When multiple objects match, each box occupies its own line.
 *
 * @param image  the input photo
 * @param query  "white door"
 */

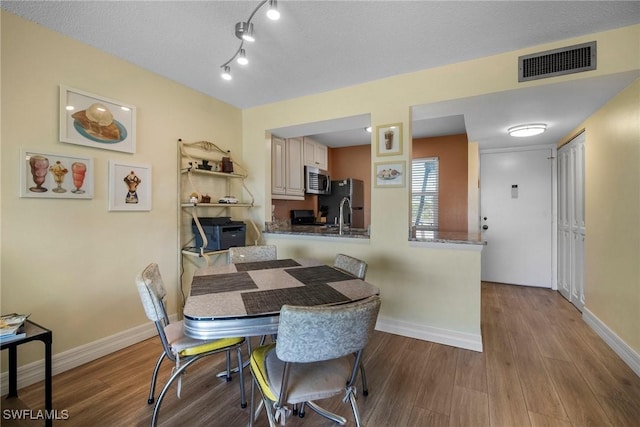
xmin=557 ymin=133 xmax=585 ymax=310
xmin=480 ymin=148 xmax=554 ymax=287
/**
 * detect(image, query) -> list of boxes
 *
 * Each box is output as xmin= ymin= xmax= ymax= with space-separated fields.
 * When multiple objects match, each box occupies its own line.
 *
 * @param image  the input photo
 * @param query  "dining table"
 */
xmin=182 ymin=258 xmax=380 ymax=340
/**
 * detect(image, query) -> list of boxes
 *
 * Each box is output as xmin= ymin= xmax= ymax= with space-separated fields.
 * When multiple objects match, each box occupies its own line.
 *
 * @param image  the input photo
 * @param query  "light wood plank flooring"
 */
xmin=3 ymin=282 xmax=640 ymax=426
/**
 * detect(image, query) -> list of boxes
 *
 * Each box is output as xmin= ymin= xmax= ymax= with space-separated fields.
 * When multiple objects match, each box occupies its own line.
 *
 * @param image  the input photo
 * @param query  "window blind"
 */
xmin=411 ymin=157 xmax=439 ymax=230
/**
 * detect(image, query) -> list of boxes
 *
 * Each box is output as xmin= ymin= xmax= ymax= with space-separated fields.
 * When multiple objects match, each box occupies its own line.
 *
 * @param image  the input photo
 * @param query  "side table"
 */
xmin=1 ymin=320 xmax=52 ymax=427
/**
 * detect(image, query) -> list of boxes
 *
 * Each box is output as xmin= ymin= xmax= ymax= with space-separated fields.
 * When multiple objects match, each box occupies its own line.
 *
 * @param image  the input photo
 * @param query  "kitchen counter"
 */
xmin=263 ymin=224 xmax=370 ymax=239
xmin=409 ymin=229 xmax=486 ymax=251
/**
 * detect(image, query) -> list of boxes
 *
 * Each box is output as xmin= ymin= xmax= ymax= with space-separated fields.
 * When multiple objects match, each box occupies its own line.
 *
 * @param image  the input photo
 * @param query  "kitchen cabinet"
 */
xmin=272 ymin=136 xmax=304 ymax=199
xmin=303 ymin=138 xmax=328 ymax=170
xmin=179 ymin=139 xmax=259 ymax=266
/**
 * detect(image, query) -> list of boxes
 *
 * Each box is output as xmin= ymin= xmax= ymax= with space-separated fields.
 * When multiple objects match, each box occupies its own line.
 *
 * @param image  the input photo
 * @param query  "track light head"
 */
xmin=221 ymin=66 xmax=232 ymax=81
xmin=237 ymin=49 xmax=249 ymax=65
xmin=235 ymin=21 xmax=255 ymax=42
xmin=267 ymin=0 xmax=280 ymax=20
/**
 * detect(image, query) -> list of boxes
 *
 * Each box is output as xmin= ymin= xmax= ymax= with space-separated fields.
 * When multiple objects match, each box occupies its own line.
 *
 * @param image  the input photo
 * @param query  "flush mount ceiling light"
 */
xmin=508 ymin=123 xmax=547 ymax=137
xmin=220 ymin=0 xmax=281 ymax=81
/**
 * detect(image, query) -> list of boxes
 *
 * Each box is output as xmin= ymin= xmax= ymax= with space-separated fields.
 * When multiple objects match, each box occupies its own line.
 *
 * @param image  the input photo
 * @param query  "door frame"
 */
xmin=479 ymin=144 xmax=558 ymax=290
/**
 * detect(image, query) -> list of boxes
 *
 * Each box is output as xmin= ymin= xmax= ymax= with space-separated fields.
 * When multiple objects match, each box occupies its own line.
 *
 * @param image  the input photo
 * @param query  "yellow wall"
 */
xmin=565 ymin=79 xmax=639 ymax=352
xmin=1 ymin=11 xmax=242 ymax=366
xmin=242 ymin=24 xmax=640 ymax=351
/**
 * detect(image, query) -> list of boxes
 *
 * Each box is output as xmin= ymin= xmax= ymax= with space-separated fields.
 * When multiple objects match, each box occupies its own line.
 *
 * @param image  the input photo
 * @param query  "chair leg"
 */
xmin=151 ymin=355 xmax=202 ymax=427
xmin=237 ymin=346 xmax=247 ymax=408
xmin=348 ymin=391 xmax=363 ymax=427
xmin=359 ymin=361 xmax=369 ymax=396
xmin=306 ymin=401 xmax=347 ymax=425
xmin=147 ymin=352 xmax=167 ymax=404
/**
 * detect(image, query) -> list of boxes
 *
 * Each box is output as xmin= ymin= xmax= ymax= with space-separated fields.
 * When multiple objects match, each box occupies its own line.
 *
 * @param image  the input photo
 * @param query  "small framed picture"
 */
xmin=374 ymin=161 xmax=405 ymax=188
xmin=20 ymin=148 xmax=93 ymax=199
xmin=108 ymin=160 xmax=152 ymax=211
xmin=60 ymin=85 xmax=136 ymax=153
xmin=376 ymin=123 xmax=403 ymax=156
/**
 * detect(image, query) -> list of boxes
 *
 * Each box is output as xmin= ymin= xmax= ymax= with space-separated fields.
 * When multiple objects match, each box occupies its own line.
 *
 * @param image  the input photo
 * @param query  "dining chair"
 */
xmin=333 ymin=253 xmax=371 ymax=395
xmin=228 ymin=244 xmax=277 ymax=263
xmin=248 ymin=295 xmax=381 ymax=427
xmin=135 ymin=263 xmax=247 ymax=427
xmin=334 ymin=253 xmax=368 ymax=279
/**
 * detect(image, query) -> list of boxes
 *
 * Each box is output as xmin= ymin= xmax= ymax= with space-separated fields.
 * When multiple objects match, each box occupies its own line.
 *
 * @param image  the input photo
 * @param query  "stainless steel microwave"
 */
xmin=305 ymin=166 xmax=331 ymax=195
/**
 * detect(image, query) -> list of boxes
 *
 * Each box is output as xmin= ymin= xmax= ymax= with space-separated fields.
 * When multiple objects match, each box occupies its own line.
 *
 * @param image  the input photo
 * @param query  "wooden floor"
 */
xmin=4 ymin=282 xmax=640 ymax=426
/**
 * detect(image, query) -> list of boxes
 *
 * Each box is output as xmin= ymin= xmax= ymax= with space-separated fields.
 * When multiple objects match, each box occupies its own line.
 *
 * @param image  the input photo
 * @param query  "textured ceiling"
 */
xmin=3 ymin=1 xmax=639 ymax=147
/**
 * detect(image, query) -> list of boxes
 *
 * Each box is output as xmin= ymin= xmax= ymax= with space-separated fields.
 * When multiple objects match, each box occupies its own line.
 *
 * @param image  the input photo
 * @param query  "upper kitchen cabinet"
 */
xmin=303 ymin=137 xmax=328 ymax=170
xmin=272 ymin=136 xmax=305 ymax=200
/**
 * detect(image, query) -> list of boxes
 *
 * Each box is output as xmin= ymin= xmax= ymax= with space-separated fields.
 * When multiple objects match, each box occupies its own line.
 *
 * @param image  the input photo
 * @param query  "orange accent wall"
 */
xmin=329 ymin=145 xmax=372 ymax=227
xmin=413 ymin=134 xmax=468 ymax=232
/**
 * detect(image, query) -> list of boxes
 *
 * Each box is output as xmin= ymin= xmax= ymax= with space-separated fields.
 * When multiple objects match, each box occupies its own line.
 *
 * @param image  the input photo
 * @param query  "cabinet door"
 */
xmin=314 ymin=143 xmax=328 ymax=170
xmin=271 ymin=136 xmax=286 ymax=195
xmin=286 ymin=137 xmax=305 ymax=197
xmin=303 ymin=139 xmax=328 ymax=170
xmin=303 ymin=139 xmax=316 ymax=167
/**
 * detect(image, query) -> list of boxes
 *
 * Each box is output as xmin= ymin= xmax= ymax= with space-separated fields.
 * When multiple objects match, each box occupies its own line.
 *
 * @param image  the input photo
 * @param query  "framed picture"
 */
xmin=374 ymin=161 xmax=405 ymax=188
xmin=108 ymin=160 xmax=152 ymax=211
xmin=60 ymin=85 xmax=136 ymax=153
xmin=376 ymin=123 xmax=403 ymax=156
xmin=20 ymin=149 xmax=93 ymax=199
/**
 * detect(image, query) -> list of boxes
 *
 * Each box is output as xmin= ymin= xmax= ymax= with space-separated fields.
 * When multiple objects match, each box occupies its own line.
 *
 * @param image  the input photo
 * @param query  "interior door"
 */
xmin=480 ymin=148 xmax=553 ymax=287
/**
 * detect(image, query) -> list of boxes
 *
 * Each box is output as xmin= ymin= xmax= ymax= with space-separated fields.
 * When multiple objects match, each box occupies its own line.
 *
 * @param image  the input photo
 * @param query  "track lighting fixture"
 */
xmin=221 ymin=66 xmax=232 ymax=81
xmin=235 ymin=22 xmax=255 ymax=42
xmin=267 ymin=0 xmax=280 ymax=20
xmin=236 ymin=49 xmax=248 ymax=65
xmin=220 ymin=0 xmax=281 ymax=81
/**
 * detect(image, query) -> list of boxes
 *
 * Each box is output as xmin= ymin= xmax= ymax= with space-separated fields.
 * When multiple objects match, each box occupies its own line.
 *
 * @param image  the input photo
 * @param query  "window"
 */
xmin=411 ymin=157 xmax=439 ymax=230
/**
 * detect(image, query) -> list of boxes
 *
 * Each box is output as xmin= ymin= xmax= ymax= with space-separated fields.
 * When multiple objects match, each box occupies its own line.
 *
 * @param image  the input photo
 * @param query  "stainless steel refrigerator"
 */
xmin=318 ymin=178 xmax=365 ymax=228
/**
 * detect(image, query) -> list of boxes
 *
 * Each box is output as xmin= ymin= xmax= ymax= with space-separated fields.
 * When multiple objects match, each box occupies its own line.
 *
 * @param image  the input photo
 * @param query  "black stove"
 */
xmin=291 ymin=210 xmax=324 ymax=226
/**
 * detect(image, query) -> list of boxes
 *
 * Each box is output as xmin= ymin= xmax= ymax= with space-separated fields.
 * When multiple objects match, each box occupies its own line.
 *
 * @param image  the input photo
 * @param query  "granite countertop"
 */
xmin=409 ymin=229 xmax=486 ymax=245
xmin=263 ymin=224 xmax=370 ymax=239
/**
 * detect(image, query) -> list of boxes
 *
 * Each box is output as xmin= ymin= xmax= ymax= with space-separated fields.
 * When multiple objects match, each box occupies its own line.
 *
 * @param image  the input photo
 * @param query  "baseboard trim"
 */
xmin=376 ymin=316 xmax=483 ymax=352
xmin=0 ymin=321 xmax=158 ymax=396
xmin=3 ymin=314 xmax=486 ymax=395
xmin=582 ymin=308 xmax=640 ymax=377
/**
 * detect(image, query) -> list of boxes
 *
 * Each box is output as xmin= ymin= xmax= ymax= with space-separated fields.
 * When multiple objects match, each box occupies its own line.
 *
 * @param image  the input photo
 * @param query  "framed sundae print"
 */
xmin=60 ymin=85 xmax=136 ymax=153
xmin=376 ymin=123 xmax=403 ymax=156
xmin=108 ymin=160 xmax=152 ymax=211
xmin=374 ymin=161 xmax=405 ymax=188
xmin=20 ymin=148 xmax=94 ymax=199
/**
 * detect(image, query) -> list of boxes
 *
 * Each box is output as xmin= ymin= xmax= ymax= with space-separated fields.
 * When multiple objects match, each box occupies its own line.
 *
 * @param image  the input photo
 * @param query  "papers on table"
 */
xmin=0 ymin=313 xmax=30 ymax=343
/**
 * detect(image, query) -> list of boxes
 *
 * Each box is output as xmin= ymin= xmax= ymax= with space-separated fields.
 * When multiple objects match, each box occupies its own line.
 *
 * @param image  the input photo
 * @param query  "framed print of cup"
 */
xmin=108 ymin=160 xmax=152 ymax=211
xmin=376 ymin=123 xmax=403 ymax=156
xmin=20 ymin=148 xmax=94 ymax=199
xmin=60 ymin=85 xmax=136 ymax=153
xmin=374 ymin=161 xmax=405 ymax=188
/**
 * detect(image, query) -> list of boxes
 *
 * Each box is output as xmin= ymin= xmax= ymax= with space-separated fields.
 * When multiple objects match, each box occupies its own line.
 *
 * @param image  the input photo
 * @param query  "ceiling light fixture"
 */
xmin=236 ymin=49 xmax=248 ymax=65
xmin=220 ymin=0 xmax=281 ymax=81
xmin=365 ymin=127 xmax=372 ymax=133
xmin=235 ymin=22 xmax=255 ymax=42
xmin=221 ymin=66 xmax=232 ymax=81
xmin=267 ymin=0 xmax=280 ymax=20
xmin=508 ymin=123 xmax=547 ymax=137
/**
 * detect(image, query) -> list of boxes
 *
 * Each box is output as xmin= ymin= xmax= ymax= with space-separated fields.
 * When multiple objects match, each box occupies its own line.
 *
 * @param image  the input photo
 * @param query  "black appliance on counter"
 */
xmin=318 ymin=178 xmax=365 ymax=228
xmin=291 ymin=209 xmax=319 ymax=225
xmin=192 ymin=217 xmax=245 ymax=250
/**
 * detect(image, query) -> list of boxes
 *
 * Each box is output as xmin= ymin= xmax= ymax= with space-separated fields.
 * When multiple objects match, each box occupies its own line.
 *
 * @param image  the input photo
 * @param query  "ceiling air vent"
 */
xmin=519 ymin=41 xmax=596 ymax=82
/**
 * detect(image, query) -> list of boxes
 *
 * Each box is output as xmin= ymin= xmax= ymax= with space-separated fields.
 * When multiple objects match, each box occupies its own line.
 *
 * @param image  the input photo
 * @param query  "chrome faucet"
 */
xmin=339 ymin=196 xmax=351 ymax=235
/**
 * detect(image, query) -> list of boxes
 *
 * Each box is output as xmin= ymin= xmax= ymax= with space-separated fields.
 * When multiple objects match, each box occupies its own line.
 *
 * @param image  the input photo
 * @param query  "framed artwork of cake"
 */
xmin=59 ymin=85 xmax=136 ymax=153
